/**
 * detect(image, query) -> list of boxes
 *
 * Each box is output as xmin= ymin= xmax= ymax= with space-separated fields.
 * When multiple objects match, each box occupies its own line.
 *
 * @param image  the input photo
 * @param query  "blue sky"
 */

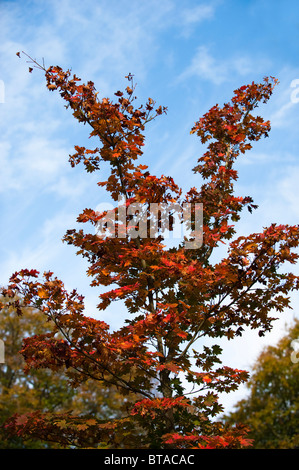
xmin=1 ymin=0 xmax=299 ymax=412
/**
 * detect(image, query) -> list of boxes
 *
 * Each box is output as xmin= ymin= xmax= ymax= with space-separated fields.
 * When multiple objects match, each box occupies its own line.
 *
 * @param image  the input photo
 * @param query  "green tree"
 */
xmin=0 ymin=295 xmax=134 ymax=448
xmin=224 ymin=319 xmax=299 ymax=448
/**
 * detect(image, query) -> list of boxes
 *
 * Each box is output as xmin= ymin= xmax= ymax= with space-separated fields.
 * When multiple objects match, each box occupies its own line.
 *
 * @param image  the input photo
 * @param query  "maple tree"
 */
xmin=1 ymin=51 xmax=299 ymax=448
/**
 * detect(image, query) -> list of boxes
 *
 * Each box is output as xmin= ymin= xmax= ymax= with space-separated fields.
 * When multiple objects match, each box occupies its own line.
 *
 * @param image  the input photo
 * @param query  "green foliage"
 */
xmin=223 ymin=319 xmax=299 ymax=448
xmin=0 ymin=296 xmax=132 ymax=448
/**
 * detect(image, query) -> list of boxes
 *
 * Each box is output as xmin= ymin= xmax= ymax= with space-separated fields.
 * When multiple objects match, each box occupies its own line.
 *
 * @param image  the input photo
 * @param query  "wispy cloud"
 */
xmin=272 ymin=165 xmax=299 ymax=220
xmin=268 ymin=73 xmax=299 ymax=128
xmin=178 ymin=3 xmax=216 ymax=37
xmin=182 ymin=4 xmax=215 ymax=25
xmin=0 ymin=135 xmax=71 ymax=193
xmin=178 ymin=45 xmax=270 ymax=85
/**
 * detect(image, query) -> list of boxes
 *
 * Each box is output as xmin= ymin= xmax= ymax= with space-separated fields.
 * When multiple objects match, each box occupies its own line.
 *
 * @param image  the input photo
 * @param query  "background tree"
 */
xmin=1 ymin=53 xmax=299 ymax=448
xmin=223 ymin=318 xmax=299 ymax=449
xmin=0 ymin=295 xmax=134 ymax=448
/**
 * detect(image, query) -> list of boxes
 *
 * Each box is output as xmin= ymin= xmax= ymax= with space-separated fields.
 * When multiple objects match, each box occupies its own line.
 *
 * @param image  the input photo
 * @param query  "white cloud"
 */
xmin=178 ymin=45 xmax=270 ymax=85
xmin=23 ymin=137 xmax=68 ymax=177
xmin=0 ymin=135 xmax=71 ymax=193
xmin=178 ymin=3 xmax=215 ymax=37
xmin=0 ymin=209 xmax=77 ymax=284
xmin=0 ymin=141 xmax=20 ymax=192
xmin=182 ymin=4 xmax=215 ymax=25
xmin=269 ymin=77 xmax=299 ymax=129
xmin=48 ymin=175 xmax=88 ymax=199
xmin=275 ymin=165 xmax=299 ymax=219
xmin=180 ymin=46 xmax=228 ymax=84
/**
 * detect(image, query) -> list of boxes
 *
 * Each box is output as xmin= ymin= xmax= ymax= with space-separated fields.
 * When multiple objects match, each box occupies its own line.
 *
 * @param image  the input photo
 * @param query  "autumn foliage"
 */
xmin=1 ymin=52 xmax=299 ymax=448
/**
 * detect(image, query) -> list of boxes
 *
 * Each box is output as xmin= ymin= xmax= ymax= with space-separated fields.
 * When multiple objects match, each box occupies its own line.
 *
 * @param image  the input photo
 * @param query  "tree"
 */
xmin=1 ymin=51 xmax=299 ymax=448
xmin=0 ymin=295 xmax=136 ymax=448
xmin=223 ymin=318 xmax=299 ymax=449
xmin=0 ymin=295 xmax=72 ymax=448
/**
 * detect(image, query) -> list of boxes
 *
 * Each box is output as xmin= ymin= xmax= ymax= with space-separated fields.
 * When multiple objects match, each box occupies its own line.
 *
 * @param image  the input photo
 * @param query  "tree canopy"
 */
xmin=224 ymin=318 xmax=299 ymax=449
xmin=0 ymin=295 xmax=135 ymax=448
xmin=1 ymin=52 xmax=299 ymax=448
